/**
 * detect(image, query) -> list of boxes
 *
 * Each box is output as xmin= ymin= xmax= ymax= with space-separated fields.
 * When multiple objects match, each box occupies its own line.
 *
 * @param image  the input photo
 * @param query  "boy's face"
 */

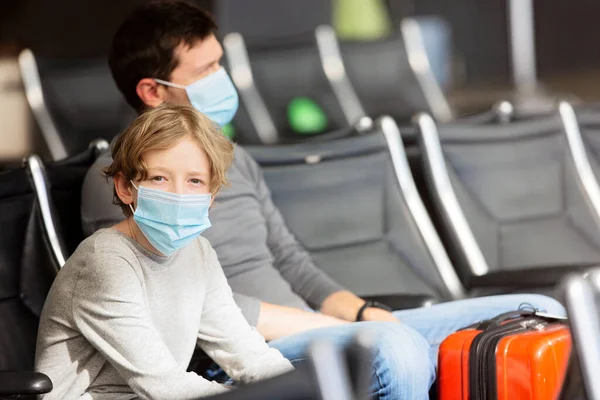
xmin=129 ymin=137 xmax=212 ymax=203
xmin=156 ymin=34 xmax=224 ymax=107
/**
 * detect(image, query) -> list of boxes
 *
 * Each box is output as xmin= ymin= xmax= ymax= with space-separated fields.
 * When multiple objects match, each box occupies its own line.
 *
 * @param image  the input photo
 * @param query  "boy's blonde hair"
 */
xmin=103 ymin=103 xmax=234 ymax=217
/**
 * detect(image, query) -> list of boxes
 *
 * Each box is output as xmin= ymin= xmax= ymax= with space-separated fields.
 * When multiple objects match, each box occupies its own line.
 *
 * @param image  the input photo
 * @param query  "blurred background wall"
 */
xmin=3 ymin=0 xmax=600 ymax=86
xmin=2 ymin=0 xmax=600 ymax=162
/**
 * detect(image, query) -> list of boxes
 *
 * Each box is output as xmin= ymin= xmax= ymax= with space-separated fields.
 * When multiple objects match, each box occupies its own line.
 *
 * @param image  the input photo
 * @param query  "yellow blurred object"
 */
xmin=0 ymin=57 xmax=33 ymax=161
xmin=333 ymin=0 xmax=393 ymax=41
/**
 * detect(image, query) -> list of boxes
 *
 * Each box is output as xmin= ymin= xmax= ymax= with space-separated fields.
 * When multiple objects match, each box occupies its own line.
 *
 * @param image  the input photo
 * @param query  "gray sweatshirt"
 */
xmin=35 ymin=229 xmax=293 ymax=400
xmin=81 ymin=146 xmax=344 ymax=325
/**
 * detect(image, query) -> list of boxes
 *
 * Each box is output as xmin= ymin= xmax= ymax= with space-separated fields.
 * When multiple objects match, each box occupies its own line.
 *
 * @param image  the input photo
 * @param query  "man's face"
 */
xmin=159 ymin=34 xmax=224 ymax=106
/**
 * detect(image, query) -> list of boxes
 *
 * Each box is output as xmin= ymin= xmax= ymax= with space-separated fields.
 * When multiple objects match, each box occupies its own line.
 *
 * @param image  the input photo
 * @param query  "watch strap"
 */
xmin=355 ymin=301 xmax=373 ymax=322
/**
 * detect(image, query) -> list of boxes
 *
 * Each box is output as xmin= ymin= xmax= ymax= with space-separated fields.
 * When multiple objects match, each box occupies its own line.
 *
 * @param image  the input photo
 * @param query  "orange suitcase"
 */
xmin=438 ymin=310 xmax=571 ymax=400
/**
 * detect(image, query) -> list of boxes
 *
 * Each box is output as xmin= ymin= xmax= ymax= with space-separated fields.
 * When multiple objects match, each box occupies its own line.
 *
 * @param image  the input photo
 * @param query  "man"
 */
xmin=81 ymin=1 xmax=565 ymax=398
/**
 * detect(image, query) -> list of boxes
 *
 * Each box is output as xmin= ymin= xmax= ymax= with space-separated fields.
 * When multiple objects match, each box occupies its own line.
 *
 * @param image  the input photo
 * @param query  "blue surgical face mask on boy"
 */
xmin=154 ymin=67 xmax=239 ymax=127
xmin=129 ymin=182 xmax=212 ymax=256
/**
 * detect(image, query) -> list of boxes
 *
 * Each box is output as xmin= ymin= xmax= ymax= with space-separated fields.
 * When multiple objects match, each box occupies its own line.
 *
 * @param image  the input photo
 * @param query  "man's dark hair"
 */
xmin=108 ymin=0 xmax=217 ymax=112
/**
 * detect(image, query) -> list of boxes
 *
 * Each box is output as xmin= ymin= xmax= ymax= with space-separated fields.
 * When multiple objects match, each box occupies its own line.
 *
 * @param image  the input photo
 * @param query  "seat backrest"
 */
xmin=418 ymin=111 xmax=600 ymax=286
xmin=19 ymin=50 xmax=134 ymax=159
xmin=45 ymin=140 xmax=109 ymax=255
xmin=246 ymin=117 xmax=464 ymax=301
xmin=405 ymin=102 xmax=519 ymax=214
xmin=218 ymin=0 xmax=351 ymax=144
xmin=0 ymin=165 xmax=58 ymax=371
xmin=340 ymin=19 xmax=453 ymax=124
xmin=340 ymin=35 xmax=425 ymax=123
xmin=216 ymin=0 xmax=330 ymax=48
xmin=224 ymin=35 xmax=349 ymax=145
xmin=249 ymin=43 xmax=347 ymax=135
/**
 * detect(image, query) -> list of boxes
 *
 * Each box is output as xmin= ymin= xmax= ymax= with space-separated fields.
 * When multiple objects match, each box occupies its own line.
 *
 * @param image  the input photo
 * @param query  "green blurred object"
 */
xmin=221 ymin=123 xmax=235 ymax=140
xmin=287 ymin=97 xmax=328 ymax=135
xmin=333 ymin=0 xmax=393 ymax=41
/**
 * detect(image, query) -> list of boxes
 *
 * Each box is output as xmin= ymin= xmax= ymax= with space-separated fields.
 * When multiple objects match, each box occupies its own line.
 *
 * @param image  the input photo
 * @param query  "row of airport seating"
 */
xmin=253 ymin=101 xmax=600 ymax=302
xmin=2 ymin=99 xmax=600 ymax=365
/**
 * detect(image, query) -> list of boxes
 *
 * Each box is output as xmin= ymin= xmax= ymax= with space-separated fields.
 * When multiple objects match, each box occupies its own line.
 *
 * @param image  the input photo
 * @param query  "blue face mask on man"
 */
xmin=154 ymin=67 xmax=239 ymax=127
xmin=129 ymin=183 xmax=212 ymax=256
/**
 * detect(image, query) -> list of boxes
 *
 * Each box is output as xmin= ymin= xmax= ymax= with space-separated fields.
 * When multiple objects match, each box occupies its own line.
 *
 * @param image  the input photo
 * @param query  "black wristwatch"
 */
xmin=355 ymin=300 xmax=393 ymax=322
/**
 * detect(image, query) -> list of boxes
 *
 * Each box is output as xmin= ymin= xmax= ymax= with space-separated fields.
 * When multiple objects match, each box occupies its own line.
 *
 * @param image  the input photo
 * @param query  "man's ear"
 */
xmin=136 ymin=78 xmax=166 ymax=108
xmin=114 ymin=173 xmax=135 ymax=207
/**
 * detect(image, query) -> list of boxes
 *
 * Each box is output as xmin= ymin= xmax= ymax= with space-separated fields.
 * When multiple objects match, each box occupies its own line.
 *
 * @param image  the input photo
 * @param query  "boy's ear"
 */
xmin=114 ymin=173 xmax=135 ymax=206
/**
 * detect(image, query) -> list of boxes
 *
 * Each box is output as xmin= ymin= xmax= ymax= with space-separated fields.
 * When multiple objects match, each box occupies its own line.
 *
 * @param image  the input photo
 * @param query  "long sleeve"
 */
xmin=245 ymin=154 xmax=345 ymax=309
xmin=71 ymin=253 xmax=228 ymax=400
xmin=197 ymin=244 xmax=294 ymax=382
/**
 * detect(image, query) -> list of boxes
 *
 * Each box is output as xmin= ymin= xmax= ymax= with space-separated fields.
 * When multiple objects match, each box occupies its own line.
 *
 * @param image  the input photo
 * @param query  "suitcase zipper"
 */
xmin=470 ymin=320 xmax=528 ymax=399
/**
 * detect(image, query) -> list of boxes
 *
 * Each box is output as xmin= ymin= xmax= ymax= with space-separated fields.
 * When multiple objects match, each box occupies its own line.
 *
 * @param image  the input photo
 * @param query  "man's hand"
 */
xmin=360 ymin=307 xmax=398 ymax=323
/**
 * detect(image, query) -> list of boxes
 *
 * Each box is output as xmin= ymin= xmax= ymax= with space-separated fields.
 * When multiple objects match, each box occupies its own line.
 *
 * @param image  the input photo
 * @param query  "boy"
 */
xmin=36 ymin=104 xmax=293 ymax=399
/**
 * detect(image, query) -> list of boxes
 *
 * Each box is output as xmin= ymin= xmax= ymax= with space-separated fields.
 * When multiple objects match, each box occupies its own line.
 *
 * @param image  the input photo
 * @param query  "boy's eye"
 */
xmin=190 ymin=178 xmax=202 ymax=185
xmin=152 ymin=176 xmax=165 ymax=182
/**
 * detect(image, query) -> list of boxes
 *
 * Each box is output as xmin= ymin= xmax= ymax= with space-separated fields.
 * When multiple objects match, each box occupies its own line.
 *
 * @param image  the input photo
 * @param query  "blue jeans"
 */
xmin=268 ymin=294 xmax=565 ymax=400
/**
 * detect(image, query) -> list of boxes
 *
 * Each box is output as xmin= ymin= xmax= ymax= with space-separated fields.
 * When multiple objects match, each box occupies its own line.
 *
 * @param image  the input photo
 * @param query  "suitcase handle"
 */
xmin=458 ymin=310 xmax=537 ymax=331
xmin=479 ymin=310 xmax=537 ymax=330
xmin=463 ymin=309 xmax=566 ymax=331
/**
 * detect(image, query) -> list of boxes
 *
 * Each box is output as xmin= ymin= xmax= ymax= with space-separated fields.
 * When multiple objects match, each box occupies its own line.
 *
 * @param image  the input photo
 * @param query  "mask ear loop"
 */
xmin=154 ymin=78 xmax=187 ymax=90
xmin=129 ymin=180 xmax=139 ymax=214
